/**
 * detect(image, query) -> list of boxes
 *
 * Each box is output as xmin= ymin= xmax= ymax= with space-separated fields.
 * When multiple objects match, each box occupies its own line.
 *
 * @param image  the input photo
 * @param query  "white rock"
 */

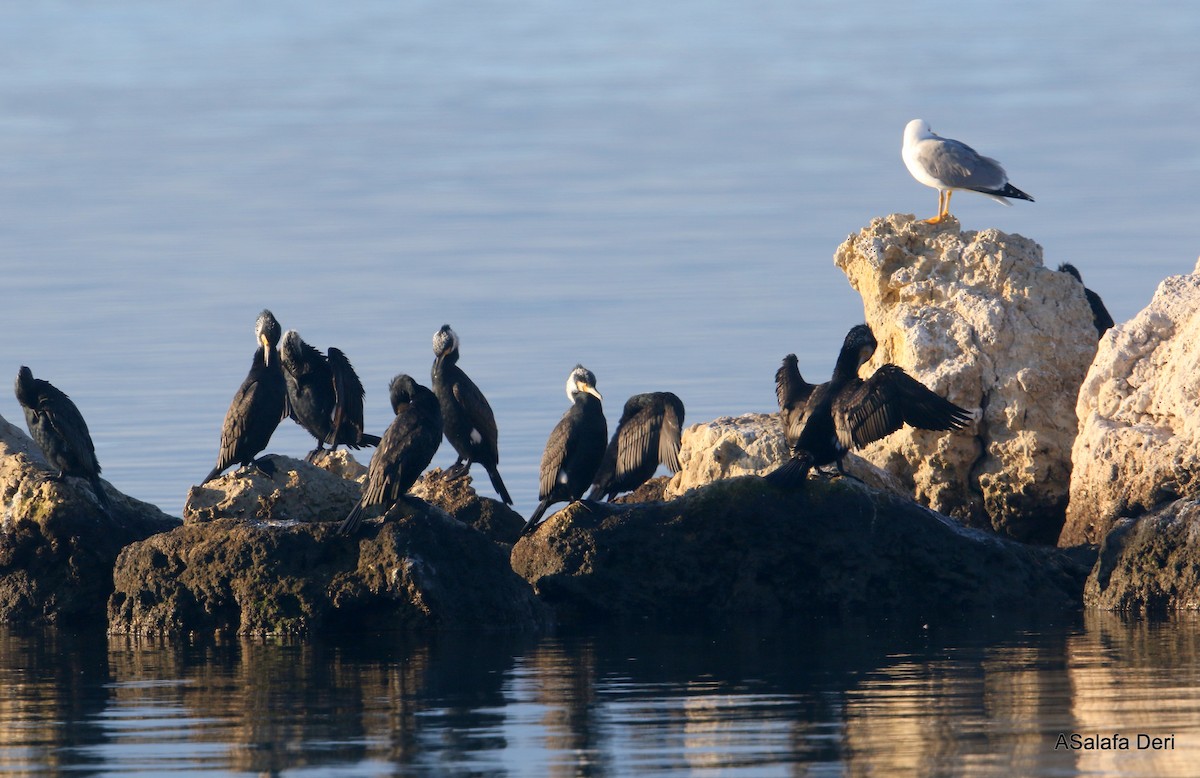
xmin=1060 ymin=261 xmax=1200 ymax=546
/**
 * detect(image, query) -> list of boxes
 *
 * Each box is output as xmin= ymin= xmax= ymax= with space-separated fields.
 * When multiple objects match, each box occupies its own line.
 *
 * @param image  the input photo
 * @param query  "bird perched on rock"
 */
xmin=14 ymin=365 xmax=110 ymax=511
xmin=203 ymin=310 xmax=289 ymax=484
xmin=279 ymin=330 xmax=380 ymax=461
xmin=587 ymin=391 xmax=684 ymax=502
xmin=430 ymin=324 xmax=513 ymax=504
xmin=337 ymin=374 xmax=443 ymax=536
xmin=1058 ymin=262 xmax=1115 ymax=338
xmin=902 ymin=119 xmax=1033 ymax=224
xmin=766 ymin=324 xmax=972 ymax=487
xmin=521 ymin=365 xmax=607 ymax=535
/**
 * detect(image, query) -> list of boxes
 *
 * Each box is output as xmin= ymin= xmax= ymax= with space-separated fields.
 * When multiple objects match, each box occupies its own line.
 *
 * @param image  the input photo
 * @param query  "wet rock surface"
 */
xmin=1084 ymin=498 xmax=1200 ymax=613
xmin=511 ymin=476 xmax=1088 ymax=625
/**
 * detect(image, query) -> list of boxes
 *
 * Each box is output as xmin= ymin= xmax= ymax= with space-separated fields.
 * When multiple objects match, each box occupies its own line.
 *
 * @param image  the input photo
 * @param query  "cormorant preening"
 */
xmin=337 ymin=374 xmax=443 ymax=536
xmin=203 ymin=310 xmax=288 ymax=484
xmin=521 ymin=365 xmax=607 ymax=535
xmin=902 ymin=119 xmax=1033 ymax=224
xmin=766 ymin=324 xmax=972 ymax=486
xmin=775 ymin=353 xmax=816 ymax=451
xmin=1058 ymin=263 xmax=1115 ymax=338
xmin=587 ymin=391 xmax=684 ymax=501
xmin=279 ymin=330 xmax=381 ymax=461
xmin=14 ymin=366 xmax=110 ymax=510
xmin=431 ymin=324 xmax=513 ymax=504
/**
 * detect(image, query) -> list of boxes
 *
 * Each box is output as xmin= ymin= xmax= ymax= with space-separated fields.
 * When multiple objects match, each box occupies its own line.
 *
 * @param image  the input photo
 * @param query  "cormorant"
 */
xmin=766 ymin=324 xmax=972 ymax=486
xmin=902 ymin=119 xmax=1033 ymax=224
xmin=279 ymin=330 xmax=381 ymax=461
xmin=430 ymin=324 xmax=513 ymax=504
xmin=775 ymin=353 xmax=816 ymax=451
xmin=521 ymin=365 xmax=607 ymax=535
xmin=203 ymin=310 xmax=289 ymax=484
xmin=14 ymin=365 xmax=110 ymax=510
xmin=1058 ymin=262 xmax=1115 ymax=338
xmin=337 ymin=374 xmax=443 ymax=536
xmin=587 ymin=391 xmax=684 ymax=501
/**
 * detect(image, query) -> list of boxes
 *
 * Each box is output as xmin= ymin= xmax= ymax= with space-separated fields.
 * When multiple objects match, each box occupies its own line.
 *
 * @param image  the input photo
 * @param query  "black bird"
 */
xmin=521 ymin=365 xmax=607 ymax=535
xmin=775 ymin=353 xmax=817 ymax=451
xmin=766 ymin=324 xmax=972 ymax=487
xmin=338 ymin=374 xmax=443 ymax=536
xmin=587 ymin=391 xmax=684 ymax=501
xmin=1058 ymin=262 xmax=1115 ymax=338
xmin=203 ymin=310 xmax=289 ymax=484
xmin=430 ymin=324 xmax=513 ymax=504
xmin=14 ymin=366 xmax=110 ymax=510
xmin=279 ymin=330 xmax=381 ymax=461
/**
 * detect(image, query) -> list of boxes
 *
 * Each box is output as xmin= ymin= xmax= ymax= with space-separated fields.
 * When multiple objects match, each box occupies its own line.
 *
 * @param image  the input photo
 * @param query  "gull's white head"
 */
xmin=903 ymin=119 xmax=933 ymax=148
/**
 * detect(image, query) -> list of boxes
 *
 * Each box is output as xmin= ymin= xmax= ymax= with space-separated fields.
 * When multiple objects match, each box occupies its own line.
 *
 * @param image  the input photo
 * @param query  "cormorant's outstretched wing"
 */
xmin=451 ymin=375 xmax=500 ymax=459
xmin=834 ymin=364 xmax=971 ymax=450
xmin=775 ymin=354 xmax=815 ymax=447
xmin=614 ymin=395 xmax=661 ymax=482
xmin=657 ymin=392 xmax=684 ymax=474
xmin=327 ymin=347 xmax=367 ymax=445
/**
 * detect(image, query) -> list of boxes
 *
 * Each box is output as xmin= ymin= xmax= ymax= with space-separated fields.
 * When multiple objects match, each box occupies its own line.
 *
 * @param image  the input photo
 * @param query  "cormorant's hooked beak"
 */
xmin=577 ymin=381 xmax=602 ymax=401
xmin=260 ymin=333 xmax=273 ymax=365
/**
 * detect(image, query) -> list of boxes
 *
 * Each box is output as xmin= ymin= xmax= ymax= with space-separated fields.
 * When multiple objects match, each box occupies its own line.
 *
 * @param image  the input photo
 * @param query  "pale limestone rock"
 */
xmin=1060 ymin=263 xmax=1200 ymax=546
xmin=664 ymin=413 xmax=908 ymax=499
xmin=184 ymin=454 xmax=362 ymax=524
xmin=832 ymin=214 xmax=1096 ymax=542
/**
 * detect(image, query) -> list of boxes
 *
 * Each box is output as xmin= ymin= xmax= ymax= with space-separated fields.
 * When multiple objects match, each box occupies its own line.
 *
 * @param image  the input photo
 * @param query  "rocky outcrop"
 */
xmin=108 ymin=508 xmax=548 ymax=637
xmin=0 ymin=414 xmax=181 ymax=624
xmin=511 ymin=476 xmax=1088 ymax=624
xmin=184 ymin=454 xmax=362 ymax=524
xmin=833 ymin=214 xmax=1097 ymax=543
xmin=665 ymin=413 xmax=909 ymax=499
xmin=1084 ymin=498 xmax=1200 ymax=613
xmin=1060 ymin=264 xmax=1200 ymax=546
xmin=188 ymin=452 xmax=525 ymax=544
xmin=111 ymin=454 xmax=533 ymax=636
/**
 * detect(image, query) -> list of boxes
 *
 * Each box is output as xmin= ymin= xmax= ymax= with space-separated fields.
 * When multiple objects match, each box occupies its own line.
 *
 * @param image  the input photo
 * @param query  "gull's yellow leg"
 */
xmin=924 ymin=190 xmax=947 ymax=224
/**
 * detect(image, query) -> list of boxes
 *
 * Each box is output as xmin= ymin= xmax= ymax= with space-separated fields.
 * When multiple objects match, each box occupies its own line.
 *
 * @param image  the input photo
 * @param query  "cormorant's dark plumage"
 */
xmin=337 ymin=374 xmax=443 ymax=536
xmin=766 ymin=324 xmax=972 ymax=486
xmin=521 ymin=365 xmax=607 ymax=535
xmin=203 ymin=310 xmax=288 ymax=484
xmin=15 ymin=365 xmax=109 ymax=510
xmin=587 ymin=391 xmax=684 ymax=501
xmin=431 ymin=324 xmax=513 ymax=504
xmin=775 ymin=353 xmax=816 ymax=450
xmin=1058 ymin=262 xmax=1115 ymax=338
xmin=279 ymin=330 xmax=381 ymax=461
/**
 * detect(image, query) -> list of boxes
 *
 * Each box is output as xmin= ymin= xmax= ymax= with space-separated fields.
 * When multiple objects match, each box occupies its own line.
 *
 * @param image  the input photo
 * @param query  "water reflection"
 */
xmin=3 ymin=616 xmax=1200 ymax=775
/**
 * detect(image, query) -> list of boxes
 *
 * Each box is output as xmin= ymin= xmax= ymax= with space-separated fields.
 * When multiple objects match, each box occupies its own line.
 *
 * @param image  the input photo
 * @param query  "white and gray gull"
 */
xmin=902 ymin=119 xmax=1033 ymax=224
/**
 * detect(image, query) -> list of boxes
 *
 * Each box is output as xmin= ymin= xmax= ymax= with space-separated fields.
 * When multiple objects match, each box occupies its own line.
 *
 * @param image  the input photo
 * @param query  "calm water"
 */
xmin=3 ymin=613 xmax=1200 ymax=776
xmin=4 ymin=2 xmax=1200 ymax=773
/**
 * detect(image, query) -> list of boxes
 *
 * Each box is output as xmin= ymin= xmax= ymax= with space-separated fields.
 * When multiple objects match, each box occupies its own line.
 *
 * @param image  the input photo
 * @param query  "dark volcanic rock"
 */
xmin=511 ymin=476 xmax=1087 ymax=624
xmin=1 ymin=415 xmax=181 ymax=625
xmin=108 ymin=507 xmax=548 ymax=638
xmin=1085 ymin=498 xmax=1200 ymax=613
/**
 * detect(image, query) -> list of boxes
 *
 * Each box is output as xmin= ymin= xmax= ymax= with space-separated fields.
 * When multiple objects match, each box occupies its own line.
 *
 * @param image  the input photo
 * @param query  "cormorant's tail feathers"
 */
xmin=487 ymin=465 xmax=514 ymax=505
xmin=337 ymin=501 xmax=366 ymax=536
xmin=764 ymin=455 xmax=813 ymax=489
xmin=521 ymin=499 xmax=552 ymax=536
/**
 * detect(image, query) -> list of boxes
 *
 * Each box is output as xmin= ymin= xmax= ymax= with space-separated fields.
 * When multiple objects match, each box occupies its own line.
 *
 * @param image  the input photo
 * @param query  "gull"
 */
xmin=902 ymin=119 xmax=1033 ymax=224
